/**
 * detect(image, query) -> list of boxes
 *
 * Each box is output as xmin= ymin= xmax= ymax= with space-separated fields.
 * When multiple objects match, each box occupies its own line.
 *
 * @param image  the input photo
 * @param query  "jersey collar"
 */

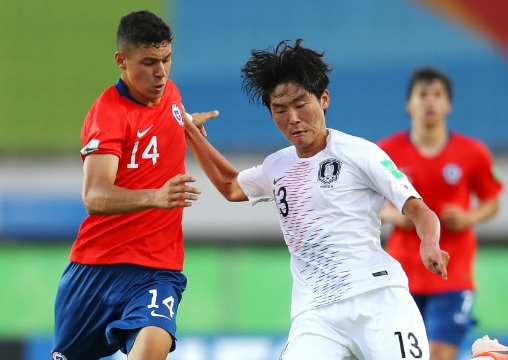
xmin=115 ymin=79 xmax=146 ymax=106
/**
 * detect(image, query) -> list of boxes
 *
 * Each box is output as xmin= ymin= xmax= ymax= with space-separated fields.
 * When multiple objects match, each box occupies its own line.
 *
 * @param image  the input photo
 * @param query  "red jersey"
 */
xmin=70 ymin=79 xmax=187 ymax=270
xmin=378 ymin=131 xmax=503 ymax=294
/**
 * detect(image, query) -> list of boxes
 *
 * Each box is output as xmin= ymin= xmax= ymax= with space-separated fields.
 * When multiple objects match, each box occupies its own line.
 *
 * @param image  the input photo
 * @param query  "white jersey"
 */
xmin=237 ymin=129 xmax=422 ymax=318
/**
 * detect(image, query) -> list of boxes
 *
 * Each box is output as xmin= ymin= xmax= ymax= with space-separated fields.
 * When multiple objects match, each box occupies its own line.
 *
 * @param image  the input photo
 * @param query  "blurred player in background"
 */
xmin=52 ymin=10 xmax=217 ymax=360
xmin=378 ymin=67 xmax=503 ymax=360
xmin=185 ymin=39 xmax=450 ymax=360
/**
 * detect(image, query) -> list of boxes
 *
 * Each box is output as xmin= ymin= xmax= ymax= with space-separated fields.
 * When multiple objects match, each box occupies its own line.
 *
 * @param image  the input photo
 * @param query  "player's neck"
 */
xmin=410 ymin=126 xmax=448 ymax=157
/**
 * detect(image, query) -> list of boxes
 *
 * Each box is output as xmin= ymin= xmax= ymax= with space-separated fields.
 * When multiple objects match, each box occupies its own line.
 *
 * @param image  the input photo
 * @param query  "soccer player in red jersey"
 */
xmin=52 ymin=10 xmax=217 ymax=360
xmin=378 ymin=67 xmax=503 ymax=360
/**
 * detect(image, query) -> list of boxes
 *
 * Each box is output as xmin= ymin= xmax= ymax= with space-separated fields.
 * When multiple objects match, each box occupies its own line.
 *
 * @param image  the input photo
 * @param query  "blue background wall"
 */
xmin=170 ymin=0 xmax=508 ymax=152
xmin=2 ymin=0 xmax=508 ymax=242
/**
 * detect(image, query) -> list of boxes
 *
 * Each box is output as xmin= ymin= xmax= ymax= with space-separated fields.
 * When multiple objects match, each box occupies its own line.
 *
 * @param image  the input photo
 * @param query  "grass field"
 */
xmin=0 ymin=0 xmax=166 ymax=154
xmin=0 ymin=243 xmax=506 ymax=338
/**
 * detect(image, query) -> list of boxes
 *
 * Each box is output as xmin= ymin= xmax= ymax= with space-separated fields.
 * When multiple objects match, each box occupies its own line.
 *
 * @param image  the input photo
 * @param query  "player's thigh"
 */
xmin=279 ymin=307 xmax=356 ymax=360
xmin=52 ymin=262 xmax=120 ymax=359
xmin=106 ymin=270 xmax=187 ymax=355
xmin=411 ymin=294 xmax=428 ymax=318
xmin=424 ymin=290 xmax=475 ymax=346
xmin=352 ymin=287 xmax=429 ymax=360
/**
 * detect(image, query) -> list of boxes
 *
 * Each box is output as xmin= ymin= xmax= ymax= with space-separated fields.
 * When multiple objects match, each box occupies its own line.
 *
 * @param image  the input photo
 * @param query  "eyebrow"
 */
xmin=271 ymin=93 xmax=309 ymax=107
xmin=141 ymin=51 xmax=172 ymax=62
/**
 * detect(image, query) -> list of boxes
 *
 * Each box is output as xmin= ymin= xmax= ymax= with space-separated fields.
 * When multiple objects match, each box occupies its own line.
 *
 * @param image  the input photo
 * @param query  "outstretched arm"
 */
xmin=184 ymin=111 xmax=248 ymax=202
xmin=82 ymin=154 xmax=200 ymax=215
xmin=402 ymin=197 xmax=450 ymax=280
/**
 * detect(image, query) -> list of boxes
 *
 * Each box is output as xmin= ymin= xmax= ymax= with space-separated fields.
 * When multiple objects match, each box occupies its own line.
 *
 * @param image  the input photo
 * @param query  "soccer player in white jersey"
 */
xmin=185 ymin=39 xmax=450 ymax=360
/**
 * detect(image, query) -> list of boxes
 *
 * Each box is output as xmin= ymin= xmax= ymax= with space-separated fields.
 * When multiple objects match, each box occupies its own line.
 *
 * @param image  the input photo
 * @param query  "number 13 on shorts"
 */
xmin=394 ymin=331 xmax=424 ymax=358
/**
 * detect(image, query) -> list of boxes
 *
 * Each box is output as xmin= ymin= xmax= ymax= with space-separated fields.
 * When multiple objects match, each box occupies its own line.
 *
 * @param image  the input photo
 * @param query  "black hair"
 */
xmin=407 ymin=66 xmax=453 ymax=101
xmin=116 ymin=10 xmax=173 ymax=52
xmin=241 ymin=39 xmax=333 ymax=109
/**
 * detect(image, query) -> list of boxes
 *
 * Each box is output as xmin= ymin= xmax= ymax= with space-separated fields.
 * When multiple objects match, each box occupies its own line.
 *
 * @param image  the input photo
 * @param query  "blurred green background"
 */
xmin=0 ymin=243 xmax=507 ymax=339
xmin=0 ymin=0 xmax=165 ymax=154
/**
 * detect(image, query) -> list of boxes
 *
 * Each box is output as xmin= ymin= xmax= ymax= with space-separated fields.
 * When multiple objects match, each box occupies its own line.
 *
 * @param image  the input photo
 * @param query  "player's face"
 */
xmin=406 ymin=80 xmax=451 ymax=130
xmin=115 ymin=42 xmax=172 ymax=106
xmin=270 ymin=83 xmax=330 ymax=158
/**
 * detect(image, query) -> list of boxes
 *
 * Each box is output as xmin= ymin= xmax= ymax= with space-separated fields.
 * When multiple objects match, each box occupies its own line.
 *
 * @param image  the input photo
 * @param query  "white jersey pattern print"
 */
xmin=237 ymin=129 xmax=422 ymax=318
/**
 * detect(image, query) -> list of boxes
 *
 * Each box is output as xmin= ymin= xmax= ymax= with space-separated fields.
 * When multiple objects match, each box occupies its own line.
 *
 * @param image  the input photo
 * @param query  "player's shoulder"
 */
xmin=97 ymin=84 xmax=121 ymax=102
xmin=329 ymin=129 xmax=381 ymax=153
xmin=87 ymin=85 xmax=125 ymax=117
xmin=450 ymin=132 xmax=490 ymax=153
xmin=327 ymin=129 xmax=389 ymax=169
xmin=451 ymin=132 xmax=485 ymax=145
xmin=377 ymin=130 xmax=409 ymax=149
xmin=264 ymin=145 xmax=294 ymax=165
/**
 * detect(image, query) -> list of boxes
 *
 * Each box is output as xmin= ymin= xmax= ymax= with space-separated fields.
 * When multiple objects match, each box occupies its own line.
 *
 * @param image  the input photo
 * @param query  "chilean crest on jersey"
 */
xmin=443 ymin=163 xmax=462 ymax=185
xmin=172 ymin=104 xmax=184 ymax=126
xmin=318 ymin=158 xmax=341 ymax=185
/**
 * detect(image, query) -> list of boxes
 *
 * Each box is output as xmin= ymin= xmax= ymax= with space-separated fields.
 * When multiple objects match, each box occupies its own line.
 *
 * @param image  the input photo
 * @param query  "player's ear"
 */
xmin=321 ymin=89 xmax=330 ymax=110
xmin=115 ymin=52 xmax=127 ymax=70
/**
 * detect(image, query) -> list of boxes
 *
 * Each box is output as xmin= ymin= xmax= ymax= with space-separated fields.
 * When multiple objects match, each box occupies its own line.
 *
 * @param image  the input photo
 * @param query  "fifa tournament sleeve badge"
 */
xmin=80 ymin=139 xmax=100 ymax=155
xmin=380 ymin=160 xmax=406 ymax=179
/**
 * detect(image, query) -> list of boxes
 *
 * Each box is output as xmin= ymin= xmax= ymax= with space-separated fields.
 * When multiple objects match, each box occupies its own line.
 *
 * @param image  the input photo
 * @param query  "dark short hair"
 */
xmin=241 ymin=39 xmax=333 ymax=109
xmin=116 ymin=10 xmax=173 ymax=52
xmin=406 ymin=66 xmax=453 ymax=101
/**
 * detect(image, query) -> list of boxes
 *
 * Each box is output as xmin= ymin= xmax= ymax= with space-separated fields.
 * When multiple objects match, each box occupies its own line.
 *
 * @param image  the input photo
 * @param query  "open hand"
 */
xmin=155 ymin=174 xmax=201 ymax=209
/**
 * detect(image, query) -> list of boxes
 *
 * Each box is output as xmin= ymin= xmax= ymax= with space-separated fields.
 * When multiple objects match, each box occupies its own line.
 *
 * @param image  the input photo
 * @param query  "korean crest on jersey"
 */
xmin=318 ymin=158 xmax=342 ymax=188
xmin=51 ymin=352 xmax=68 ymax=360
xmin=172 ymin=104 xmax=184 ymax=126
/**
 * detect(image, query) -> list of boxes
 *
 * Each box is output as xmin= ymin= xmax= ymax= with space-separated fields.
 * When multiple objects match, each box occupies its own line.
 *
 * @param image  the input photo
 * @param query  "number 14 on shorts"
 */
xmin=147 ymin=289 xmax=175 ymax=319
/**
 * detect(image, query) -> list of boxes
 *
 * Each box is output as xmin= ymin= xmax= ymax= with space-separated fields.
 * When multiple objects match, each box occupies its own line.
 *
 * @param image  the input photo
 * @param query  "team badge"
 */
xmin=443 ymin=163 xmax=462 ymax=185
xmin=318 ymin=158 xmax=341 ymax=185
xmin=52 ymin=352 xmax=68 ymax=360
xmin=172 ymin=104 xmax=184 ymax=126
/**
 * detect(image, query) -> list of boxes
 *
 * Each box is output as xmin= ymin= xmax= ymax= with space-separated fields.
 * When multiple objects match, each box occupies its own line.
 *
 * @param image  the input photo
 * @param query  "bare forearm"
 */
xmin=403 ymin=197 xmax=440 ymax=245
xmin=412 ymin=206 xmax=440 ymax=246
xmin=185 ymin=122 xmax=247 ymax=201
xmin=82 ymin=155 xmax=200 ymax=215
xmin=403 ymin=197 xmax=449 ymax=279
xmin=470 ymin=198 xmax=500 ymax=225
xmin=83 ymin=185 xmax=156 ymax=215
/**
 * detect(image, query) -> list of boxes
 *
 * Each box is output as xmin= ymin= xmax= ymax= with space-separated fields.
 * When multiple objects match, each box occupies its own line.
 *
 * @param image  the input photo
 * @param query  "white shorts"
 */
xmin=279 ymin=286 xmax=429 ymax=360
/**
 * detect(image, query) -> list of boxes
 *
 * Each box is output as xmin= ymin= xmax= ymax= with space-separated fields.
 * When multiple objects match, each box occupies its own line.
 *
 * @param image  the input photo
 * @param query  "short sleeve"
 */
xmin=237 ymin=166 xmax=274 ymax=205
xmin=363 ymin=144 xmax=422 ymax=213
